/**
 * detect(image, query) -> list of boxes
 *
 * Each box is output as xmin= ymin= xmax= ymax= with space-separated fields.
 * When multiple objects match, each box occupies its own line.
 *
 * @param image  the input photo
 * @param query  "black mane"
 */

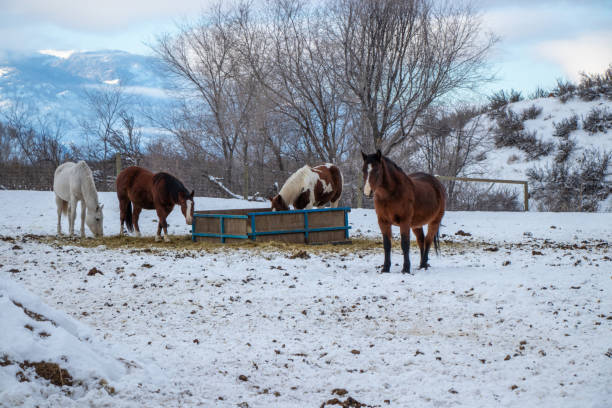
xmin=382 ymin=156 xmax=407 ymax=177
xmin=153 ymin=172 xmax=190 ymax=202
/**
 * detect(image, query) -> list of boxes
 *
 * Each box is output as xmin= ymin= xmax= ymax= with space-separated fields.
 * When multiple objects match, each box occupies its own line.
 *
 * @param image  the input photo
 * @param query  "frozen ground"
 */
xmin=0 ymin=191 xmax=610 ymax=407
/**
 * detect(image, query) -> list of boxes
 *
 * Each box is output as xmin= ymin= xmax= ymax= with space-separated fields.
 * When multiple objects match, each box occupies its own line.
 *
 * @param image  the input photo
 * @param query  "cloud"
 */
xmin=1 ymin=0 xmax=213 ymax=31
xmin=480 ymin=2 xmax=612 ymax=44
xmin=535 ymin=31 xmax=612 ymax=80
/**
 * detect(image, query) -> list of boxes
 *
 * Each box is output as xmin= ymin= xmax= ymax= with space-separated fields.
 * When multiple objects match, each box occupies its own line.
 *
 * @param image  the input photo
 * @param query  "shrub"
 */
xmin=528 ymin=147 xmax=611 ymax=211
xmin=554 ymin=138 xmax=576 ymax=163
xmin=448 ymin=184 xmax=521 ymax=211
xmin=529 ymin=87 xmax=549 ymax=99
xmin=494 ymin=111 xmax=553 ymax=160
xmin=521 ymin=104 xmax=543 ymax=121
xmin=583 ymin=107 xmax=612 ymax=134
xmin=553 ymin=115 xmax=578 ymax=139
xmin=488 ymin=89 xmax=523 ymax=114
xmin=553 ymin=79 xmax=576 ymax=103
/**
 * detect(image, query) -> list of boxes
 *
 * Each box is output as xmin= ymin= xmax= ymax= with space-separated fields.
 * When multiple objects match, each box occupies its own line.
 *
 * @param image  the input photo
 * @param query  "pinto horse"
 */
xmin=270 ymin=164 xmax=343 ymax=211
xmin=362 ymin=150 xmax=445 ymax=274
xmin=116 ymin=166 xmax=194 ymax=242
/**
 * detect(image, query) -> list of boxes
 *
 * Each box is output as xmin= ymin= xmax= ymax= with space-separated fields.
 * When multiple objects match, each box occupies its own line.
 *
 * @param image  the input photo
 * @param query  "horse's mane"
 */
xmin=76 ymin=161 xmax=100 ymax=208
xmin=153 ymin=172 xmax=190 ymax=202
xmin=382 ymin=156 xmax=407 ymax=178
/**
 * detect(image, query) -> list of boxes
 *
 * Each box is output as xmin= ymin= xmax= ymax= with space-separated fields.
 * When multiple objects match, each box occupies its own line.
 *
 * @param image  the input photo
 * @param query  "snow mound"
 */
xmin=0 ymin=279 xmax=161 ymax=407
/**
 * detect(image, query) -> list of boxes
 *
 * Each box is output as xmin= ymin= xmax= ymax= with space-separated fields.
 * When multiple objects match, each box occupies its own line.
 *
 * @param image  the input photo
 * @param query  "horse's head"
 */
xmin=361 ymin=149 xmax=385 ymax=198
xmin=179 ymin=190 xmax=195 ymax=225
xmin=269 ymin=194 xmax=289 ymax=211
xmin=86 ymin=204 xmax=104 ymax=237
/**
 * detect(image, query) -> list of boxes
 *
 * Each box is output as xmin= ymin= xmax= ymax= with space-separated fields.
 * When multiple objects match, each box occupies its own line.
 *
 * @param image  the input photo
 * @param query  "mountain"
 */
xmin=0 ymin=50 xmax=170 ymax=122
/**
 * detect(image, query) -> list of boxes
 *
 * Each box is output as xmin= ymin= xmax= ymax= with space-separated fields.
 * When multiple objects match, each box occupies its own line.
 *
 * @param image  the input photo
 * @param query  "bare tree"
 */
xmin=333 ymin=0 xmax=496 ymax=154
xmin=108 ymin=111 xmax=145 ymax=166
xmin=238 ymin=0 xmax=352 ymax=163
xmin=80 ymin=83 xmax=129 ymax=161
xmin=153 ymin=4 xmax=258 ymax=192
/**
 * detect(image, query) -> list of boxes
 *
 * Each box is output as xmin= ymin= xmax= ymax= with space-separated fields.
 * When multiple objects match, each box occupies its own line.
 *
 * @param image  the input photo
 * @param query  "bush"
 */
xmin=528 ymin=148 xmax=611 ymax=211
xmin=553 ymin=79 xmax=576 ymax=103
xmin=583 ymin=107 xmax=612 ymax=134
xmin=521 ymin=104 xmax=542 ymax=121
xmin=554 ymin=138 xmax=576 ymax=163
xmin=494 ymin=110 xmax=553 ymax=160
xmin=553 ymin=115 xmax=578 ymax=138
xmin=529 ymin=87 xmax=549 ymax=99
xmin=488 ymin=89 xmax=523 ymax=114
xmin=447 ymin=183 xmax=521 ymax=211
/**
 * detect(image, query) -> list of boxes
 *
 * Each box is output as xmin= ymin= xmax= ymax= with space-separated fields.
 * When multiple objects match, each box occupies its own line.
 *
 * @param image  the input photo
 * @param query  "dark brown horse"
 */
xmin=116 ymin=166 xmax=194 ymax=242
xmin=362 ymin=150 xmax=445 ymax=274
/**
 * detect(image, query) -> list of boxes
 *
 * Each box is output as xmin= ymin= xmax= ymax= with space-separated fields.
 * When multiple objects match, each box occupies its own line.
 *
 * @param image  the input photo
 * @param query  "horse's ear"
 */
xmin=376 ymin=149 xmax=382 ymax=160
xmin=361 ymin=151 xmax=367 ymax=161
xmin=190 ymin=190 xmax=195 ymax=199
xmin=100 ymin=204 xmax=104 ymax=210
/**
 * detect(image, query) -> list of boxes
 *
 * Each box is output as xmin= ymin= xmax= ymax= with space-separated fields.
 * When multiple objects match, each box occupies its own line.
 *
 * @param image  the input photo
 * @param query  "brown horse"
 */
xmin=362 ymin=150 xmax=445 ymax=274
xmin=116 ymin=166 xmax=194 ymax=242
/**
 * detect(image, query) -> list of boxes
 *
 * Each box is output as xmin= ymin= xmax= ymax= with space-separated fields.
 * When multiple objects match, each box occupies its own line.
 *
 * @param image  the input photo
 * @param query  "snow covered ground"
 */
xmin=1 ymin=191 xmax=610 ymax=407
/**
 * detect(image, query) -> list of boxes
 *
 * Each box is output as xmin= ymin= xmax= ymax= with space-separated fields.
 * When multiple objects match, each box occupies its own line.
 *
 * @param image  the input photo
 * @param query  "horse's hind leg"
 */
xmin=55 ymin=195 xmax=64 ymax=235
xmin=68 ymin=198 xmax=78 ymax=236
xmin=133 ymin=206 xmax=143 ymax=237
xmin=422 ymin=221 xmax=441 ymax=269
xmin=412 ymin=227 xmax=426 ymax=269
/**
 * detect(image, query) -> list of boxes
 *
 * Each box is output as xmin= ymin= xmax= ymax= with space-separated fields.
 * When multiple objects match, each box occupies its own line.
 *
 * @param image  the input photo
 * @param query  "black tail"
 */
xmin=433 ymin=229 xmax=440 ymax=256
xmin=125 ymin=201 xmax=133 ymax=232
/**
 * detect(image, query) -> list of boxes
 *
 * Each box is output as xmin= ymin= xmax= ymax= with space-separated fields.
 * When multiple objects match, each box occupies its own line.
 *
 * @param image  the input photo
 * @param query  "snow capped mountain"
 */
xmin=0 ymin=49 xmax=170 ymax=119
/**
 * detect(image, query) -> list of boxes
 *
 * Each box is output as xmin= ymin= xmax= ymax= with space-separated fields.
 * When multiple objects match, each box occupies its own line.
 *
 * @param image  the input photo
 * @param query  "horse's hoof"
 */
xmin=155 ymin=236 xmax=161 ymax=242
xmin=380 ymin=269 xmax=390 ymax=274
xmin=135 ymin=231 xmax=141 ymax=237
xmin=163 ymin=236 xmax=171 ymax=243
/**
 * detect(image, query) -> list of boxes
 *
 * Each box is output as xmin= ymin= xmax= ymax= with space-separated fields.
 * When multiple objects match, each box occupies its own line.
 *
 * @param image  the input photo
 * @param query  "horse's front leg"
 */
xmin=400 ymin=223 xmax=411 ymax=274
xmin=378 ymin=219 xmax=392 ymax=273
xmin=80 ymin=200 xmax=86 ymax=238
xmin=155 ymin=208 xmax=170 ymax=242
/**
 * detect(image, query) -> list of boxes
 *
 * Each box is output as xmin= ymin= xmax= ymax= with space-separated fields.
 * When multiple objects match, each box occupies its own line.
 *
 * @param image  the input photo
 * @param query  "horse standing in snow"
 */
xmin=53 ymin=161 xmax=104 ymax=238
xmin=116 ymin=166 xmax=194 ymax=242
xmin=362 ymin=150 xmax=445 ymax=274
xmin=269 ymin=164 xmax=343 ymax=211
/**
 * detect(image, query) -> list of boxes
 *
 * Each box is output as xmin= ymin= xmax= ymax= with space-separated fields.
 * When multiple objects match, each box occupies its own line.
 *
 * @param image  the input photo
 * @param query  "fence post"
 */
xmin=115 ymin=153 xmax=122 ymax=177
xmin=523 ymin=182 xmax=529 ymax=212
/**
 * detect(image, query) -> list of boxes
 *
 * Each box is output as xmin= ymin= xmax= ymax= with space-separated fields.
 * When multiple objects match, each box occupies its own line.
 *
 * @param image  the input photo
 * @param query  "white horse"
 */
xmin=53 ymin=161 xmax=104 ymax=238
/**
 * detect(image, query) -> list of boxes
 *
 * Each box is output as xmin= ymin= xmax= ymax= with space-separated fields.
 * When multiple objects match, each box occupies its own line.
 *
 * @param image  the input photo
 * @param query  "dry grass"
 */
xmin=21 ymin=233 xmax=483 ymax=256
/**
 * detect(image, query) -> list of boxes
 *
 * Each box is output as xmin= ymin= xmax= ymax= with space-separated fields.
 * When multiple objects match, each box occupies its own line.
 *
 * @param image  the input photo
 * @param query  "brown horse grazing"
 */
xmin=116 ymin=166 xmax=194 ymax=242
xmin=362 ymin=150 xmax=445 ymax=274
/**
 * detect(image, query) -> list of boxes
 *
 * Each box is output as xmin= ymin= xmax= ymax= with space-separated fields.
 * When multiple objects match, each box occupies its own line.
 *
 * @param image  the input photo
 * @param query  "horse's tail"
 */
xmin=433 ymin=229 xmax=440 ymax=256
xmin=125 ymin=201 xmax=134 ymax=232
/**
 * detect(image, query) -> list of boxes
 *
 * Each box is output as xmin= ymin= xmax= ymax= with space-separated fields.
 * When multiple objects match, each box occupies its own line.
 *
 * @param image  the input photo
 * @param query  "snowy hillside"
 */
xmin=461 ymin=93 xmax=612 ymax=211
xmin=1 ymin=191 xmax=611 ymax=407
xmin=475 ymin=97 xmax=611 ymax=180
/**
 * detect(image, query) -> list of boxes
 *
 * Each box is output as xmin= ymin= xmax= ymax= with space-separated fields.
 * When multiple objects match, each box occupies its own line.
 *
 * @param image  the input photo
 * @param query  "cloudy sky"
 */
xmin=1 ymin=0 xmax=611 ymax=96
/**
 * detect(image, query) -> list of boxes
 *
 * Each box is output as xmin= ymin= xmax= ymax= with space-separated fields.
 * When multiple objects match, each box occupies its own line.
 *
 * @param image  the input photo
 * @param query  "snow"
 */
xmin=38 ymin=50 xmax=76 ymax=59
xmin=1 ymin=190 xmax=611 ymax=407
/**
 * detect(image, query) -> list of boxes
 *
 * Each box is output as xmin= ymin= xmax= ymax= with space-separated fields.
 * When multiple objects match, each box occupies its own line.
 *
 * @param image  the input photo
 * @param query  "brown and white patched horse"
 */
xmin=362 ymin=150 xmax=445 ymax=274
xmin=270 ymin=164 xmax=343 ymax=211
xmin=116 ymin=166 xmax=194 ymax=242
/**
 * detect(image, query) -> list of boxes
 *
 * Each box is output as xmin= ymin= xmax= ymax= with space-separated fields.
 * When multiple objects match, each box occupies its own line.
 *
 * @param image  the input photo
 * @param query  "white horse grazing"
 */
xmin=53 ymin=161 xmax=104 ymax=238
